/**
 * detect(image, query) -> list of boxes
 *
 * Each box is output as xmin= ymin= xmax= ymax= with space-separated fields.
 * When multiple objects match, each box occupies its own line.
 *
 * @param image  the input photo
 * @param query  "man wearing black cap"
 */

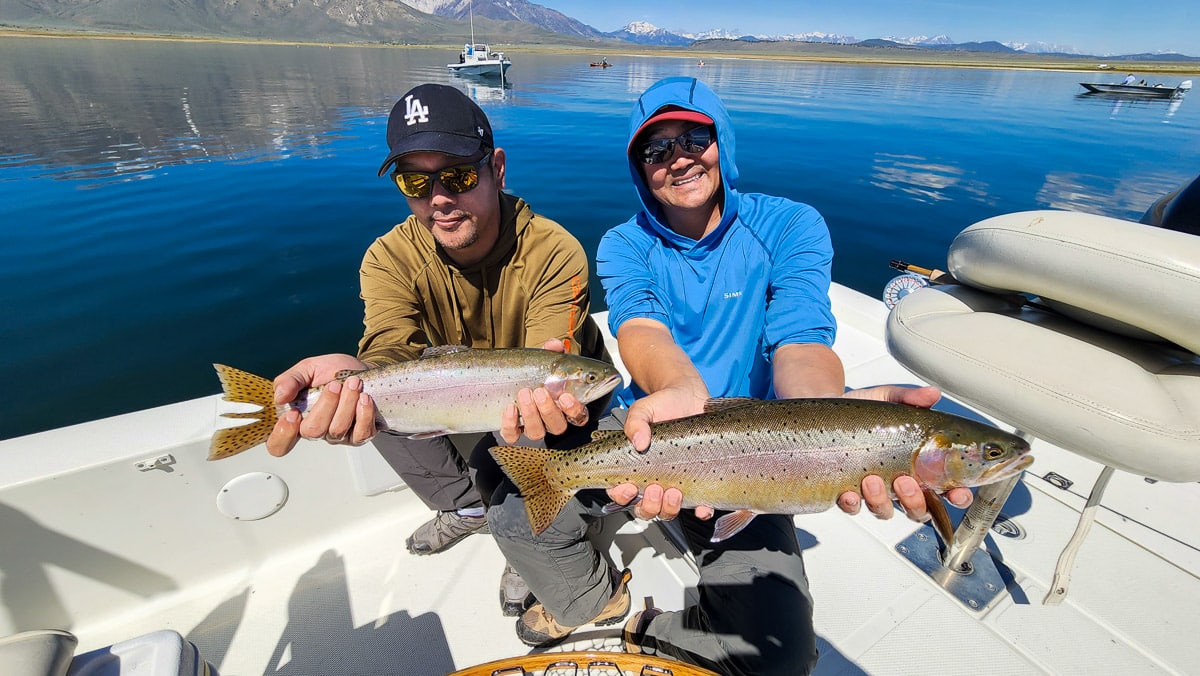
xmin=265 ymin=84 xmax=611 ymax=612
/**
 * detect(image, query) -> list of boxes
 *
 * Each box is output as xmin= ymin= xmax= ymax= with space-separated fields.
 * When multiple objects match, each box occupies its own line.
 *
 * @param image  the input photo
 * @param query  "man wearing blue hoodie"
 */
xmin=488 ymin=77 xmax=969 ymax=674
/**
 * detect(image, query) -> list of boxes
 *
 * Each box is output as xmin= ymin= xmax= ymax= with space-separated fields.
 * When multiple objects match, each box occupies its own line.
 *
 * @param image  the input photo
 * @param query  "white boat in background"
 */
xmin=446 ymin=1 xmax=511 ymax=80
xmin=1 ymin=205 xmax=1198 ymax=675
xmin=448 ymin=43 xmax=512 ymax=79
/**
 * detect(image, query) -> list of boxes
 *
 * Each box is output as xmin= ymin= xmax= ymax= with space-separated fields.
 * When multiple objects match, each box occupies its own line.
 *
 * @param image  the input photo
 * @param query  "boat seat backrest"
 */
xmin=947 ymin=210 xmax=1200 ymax=353
xmin=886 ymin=210 xmax=1200 ymax=481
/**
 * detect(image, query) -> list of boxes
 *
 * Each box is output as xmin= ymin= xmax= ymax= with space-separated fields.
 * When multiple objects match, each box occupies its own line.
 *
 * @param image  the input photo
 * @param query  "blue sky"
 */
xmin=533 ymin=0 xmax=1196 ymax=56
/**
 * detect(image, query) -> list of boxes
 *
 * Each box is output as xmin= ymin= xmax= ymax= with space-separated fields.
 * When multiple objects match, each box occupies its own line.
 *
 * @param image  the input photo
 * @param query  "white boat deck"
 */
xmin=2 ymin=285 xmax=1198 ymax=675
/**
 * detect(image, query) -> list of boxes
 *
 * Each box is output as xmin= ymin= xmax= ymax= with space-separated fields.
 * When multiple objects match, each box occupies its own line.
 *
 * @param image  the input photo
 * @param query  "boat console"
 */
xmin=886 ymin=210 xmax=1200 ymax=605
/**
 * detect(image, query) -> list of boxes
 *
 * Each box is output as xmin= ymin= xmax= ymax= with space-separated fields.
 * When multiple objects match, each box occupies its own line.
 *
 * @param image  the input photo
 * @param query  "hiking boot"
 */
xmin=623 ymin=606 xmax=663 ymax=654
xmin=515 ymin=568 xmax=632 ymax=647
xmin=405 ymin=511 xmax=489 ymax=555
xmin=499 ymin=562 xmax=531 ymax=617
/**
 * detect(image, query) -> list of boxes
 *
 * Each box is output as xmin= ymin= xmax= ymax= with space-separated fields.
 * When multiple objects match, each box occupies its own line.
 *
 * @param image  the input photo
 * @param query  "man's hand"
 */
xmin=836 ymin=385 xmax=973 ymax=520
xmin=266 ymin=353 xmax=379 ymax=457
xmin=605 ymin=385 xmax=714 ymax=522
xmin=500 ymin=339 xmax=590 ymax=444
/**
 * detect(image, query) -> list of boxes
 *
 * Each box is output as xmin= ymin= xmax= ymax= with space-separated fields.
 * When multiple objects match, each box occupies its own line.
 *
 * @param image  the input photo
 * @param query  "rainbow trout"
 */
xmin=490 ymin=397 xmax=1032 ymax=542
xmin=211 ymin=346 xmax=621 ymax=460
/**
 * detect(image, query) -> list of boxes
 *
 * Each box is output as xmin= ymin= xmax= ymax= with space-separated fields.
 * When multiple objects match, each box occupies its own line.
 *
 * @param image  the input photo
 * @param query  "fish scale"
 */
xmin=490 ymin=397 xmax=1033 ymax=541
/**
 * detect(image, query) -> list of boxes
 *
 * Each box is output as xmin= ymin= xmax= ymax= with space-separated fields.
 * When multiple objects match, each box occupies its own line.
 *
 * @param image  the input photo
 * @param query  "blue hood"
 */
xmin=626 ymin=77 xmax=740 ymax=250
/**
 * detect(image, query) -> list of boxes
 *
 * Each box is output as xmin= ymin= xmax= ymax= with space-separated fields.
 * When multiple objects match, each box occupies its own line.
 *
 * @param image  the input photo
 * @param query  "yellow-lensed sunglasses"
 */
xmin=390 ymin=153 xmax=492 ymax=199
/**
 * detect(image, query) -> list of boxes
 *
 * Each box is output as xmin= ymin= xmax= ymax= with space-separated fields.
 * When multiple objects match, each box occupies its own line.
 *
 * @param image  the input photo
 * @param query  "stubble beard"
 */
xmin=430 ymin=212 xmax=479 ymax=252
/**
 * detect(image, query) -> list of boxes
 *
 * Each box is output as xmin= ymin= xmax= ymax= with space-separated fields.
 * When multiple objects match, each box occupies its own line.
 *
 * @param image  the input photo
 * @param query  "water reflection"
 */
xmin=0 ymin=37 xmax=432 ymax=185
xmin=1036 ymin=171 xmax=1185 ymax=215
xmin=453 ymin=76 xmax=512 ymax=103
xmin=1074 ymin=92 xmax=1188 ymax=121
xmin=869 ymin=152 xmax=991 ymax=205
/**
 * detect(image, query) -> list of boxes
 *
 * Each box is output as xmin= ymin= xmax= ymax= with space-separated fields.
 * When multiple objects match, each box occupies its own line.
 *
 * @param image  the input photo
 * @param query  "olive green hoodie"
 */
xmin=357 ymin=192 xmax=609 ymax=366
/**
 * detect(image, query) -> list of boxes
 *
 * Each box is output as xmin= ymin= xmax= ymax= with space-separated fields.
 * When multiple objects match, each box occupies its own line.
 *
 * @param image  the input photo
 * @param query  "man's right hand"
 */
xmin=607 ymin=385 xmax=714 ymax=522
xmin=266 ymin=353 xmax=379 ymax=457
xmin=622 ymin=385 xmax=707 ymax=453
xmin=499 ymin=339 xmax=591 ymax=444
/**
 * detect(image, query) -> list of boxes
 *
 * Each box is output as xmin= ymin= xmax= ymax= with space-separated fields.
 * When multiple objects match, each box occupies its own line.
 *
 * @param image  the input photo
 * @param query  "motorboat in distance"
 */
xmin=448 ymin=43 xmax=512 ymax=79
xmin=1079 ymin=79 xmax=1191 ymax=98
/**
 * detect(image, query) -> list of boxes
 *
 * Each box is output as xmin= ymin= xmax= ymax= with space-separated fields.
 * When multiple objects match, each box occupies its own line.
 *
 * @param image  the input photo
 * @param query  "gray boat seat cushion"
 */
xmin=886 ymin=210 xmax=1200 ymax=481
xmin=946 ymin=210 xmax=1200 ymax=353
xmin=0 ymin=630 xmax=77 ymax=676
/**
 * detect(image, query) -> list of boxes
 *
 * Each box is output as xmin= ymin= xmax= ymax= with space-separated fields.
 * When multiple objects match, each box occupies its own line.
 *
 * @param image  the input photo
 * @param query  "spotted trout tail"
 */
xmin=488 ymin=445 xmax=573 ymax=535
xmin=210 ymin=363 xmax=278 ymax=460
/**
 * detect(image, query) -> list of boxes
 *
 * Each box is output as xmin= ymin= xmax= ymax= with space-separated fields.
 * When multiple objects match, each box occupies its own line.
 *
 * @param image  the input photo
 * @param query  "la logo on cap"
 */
xmin=404 ymin=94 xmax=430 ymax=127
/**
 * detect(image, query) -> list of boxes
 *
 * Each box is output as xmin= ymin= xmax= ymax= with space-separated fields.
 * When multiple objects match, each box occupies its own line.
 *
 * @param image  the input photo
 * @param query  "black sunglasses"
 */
xmin=391 ymin=152 xmax=492 ymax=198
xmin=637 ymin=126 xmax=716 ymax=165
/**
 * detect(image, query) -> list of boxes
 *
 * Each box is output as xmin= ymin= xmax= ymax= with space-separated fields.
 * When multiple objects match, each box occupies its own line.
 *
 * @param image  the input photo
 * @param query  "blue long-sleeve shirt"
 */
xmin=597 ymin=77 xmax=836 ymax=407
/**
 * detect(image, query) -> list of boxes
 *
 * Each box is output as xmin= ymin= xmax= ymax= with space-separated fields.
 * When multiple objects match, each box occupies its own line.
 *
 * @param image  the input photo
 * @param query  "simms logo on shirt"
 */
xmin=404 ymin=95 xmax=430 ymax=126
xmin=724 ymin=291 xmax=743 ymax=300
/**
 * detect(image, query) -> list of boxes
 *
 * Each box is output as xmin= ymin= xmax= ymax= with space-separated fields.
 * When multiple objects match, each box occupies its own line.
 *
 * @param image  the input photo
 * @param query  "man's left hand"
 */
xmin=499 ymin=338 xmax=590 ymax=443
xmin=836 ymin=385 xmax=973 ymax=521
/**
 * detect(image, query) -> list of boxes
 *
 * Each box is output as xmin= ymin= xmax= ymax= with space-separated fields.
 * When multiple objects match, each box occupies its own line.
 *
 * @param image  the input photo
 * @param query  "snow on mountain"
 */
xmin=774 ymin=32 xmax=857 ymax=44
xmin=1005 ymin=41 xmax=1083 ymax=55
xmin=612 ymin=21 xmax=693 ymax=46
xmin=623 ymin=20 xmax=658 ymax=35
xmin=882 ymin=34 xmax=954 ymax=46
xmin=686 ymin=30 xmax=857 ymax=44
xmin=621 ymin=21 xmax=859 ymax=45
xmin=683 ymin=27 xmax=742 ymax=41
xmin=412 ymin=4 xmax=1090 ymax=56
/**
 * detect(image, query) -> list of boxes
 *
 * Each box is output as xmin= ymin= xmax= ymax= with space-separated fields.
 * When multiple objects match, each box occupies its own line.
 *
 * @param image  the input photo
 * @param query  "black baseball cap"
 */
xmin=377 ymin=84 xmax=494 ymax=176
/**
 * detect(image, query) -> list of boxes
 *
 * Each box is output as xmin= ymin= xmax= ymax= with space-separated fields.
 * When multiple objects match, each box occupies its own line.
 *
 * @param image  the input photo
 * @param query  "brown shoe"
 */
xmin=405 ymin=511 xmax=488 ymax=555
xmin=623 ymin=606 xmax=663 ymax=654
xmin=515 ymin=568 xmax=632 ymax=647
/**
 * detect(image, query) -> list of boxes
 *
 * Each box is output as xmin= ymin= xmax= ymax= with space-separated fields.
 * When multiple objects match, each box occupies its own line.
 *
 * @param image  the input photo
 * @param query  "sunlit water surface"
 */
xmin=2 ymin=36 xmax=1197 ymax=438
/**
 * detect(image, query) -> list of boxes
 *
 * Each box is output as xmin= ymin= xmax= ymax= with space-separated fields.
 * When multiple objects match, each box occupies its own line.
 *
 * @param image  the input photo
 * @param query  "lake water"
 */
xmin=2 ymin=36 xmax=1197 ymax=439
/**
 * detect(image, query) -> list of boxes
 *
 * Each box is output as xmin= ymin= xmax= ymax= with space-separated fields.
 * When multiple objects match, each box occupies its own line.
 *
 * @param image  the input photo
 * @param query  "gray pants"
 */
xmin=372 ymin=432 xmax=493 ymax=512
xmin=488 ymin=412 xmax=818 ymax=676
xmin=373 ymin=395 xmax=610 ymax=512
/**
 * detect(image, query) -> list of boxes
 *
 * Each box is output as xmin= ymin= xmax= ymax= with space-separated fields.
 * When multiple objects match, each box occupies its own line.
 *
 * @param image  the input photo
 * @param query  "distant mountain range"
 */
xmin=2 ymin=0 xmax=1195 ymax=60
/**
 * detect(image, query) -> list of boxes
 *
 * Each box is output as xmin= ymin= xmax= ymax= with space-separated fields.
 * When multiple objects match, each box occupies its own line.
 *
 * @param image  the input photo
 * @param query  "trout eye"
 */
xmin=982 ymin=442 xmax=1005 ymax=460
xmin=586 ymin=372 xmax=597 ymax=383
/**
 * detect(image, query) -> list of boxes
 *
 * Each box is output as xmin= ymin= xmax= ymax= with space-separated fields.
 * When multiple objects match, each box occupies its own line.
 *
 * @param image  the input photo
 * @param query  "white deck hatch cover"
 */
xmin=215 ymin=472 xmax=289 ymax=520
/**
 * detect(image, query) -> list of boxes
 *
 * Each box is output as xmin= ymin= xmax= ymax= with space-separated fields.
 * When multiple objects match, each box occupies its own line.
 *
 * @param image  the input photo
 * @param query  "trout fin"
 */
xmin=711 ymin=509 xmax=758 ymax=543
xmin=419 ymin=345 xmax=471 ymax=358
xmin=332 ymin=368 xmax=369 ymax=380
xmin=408 ymin=430 xmax=451 ymax=440
xmin=600 ymin=495 xmax=642 ymax=515
xmin=489 ymin=445 xmax=573 ymax=535
xmin=923 ymin=488 xmax=956 ymax=546
xmin=590 ymin=429 xmax=626 ymax=443
xmin=702 ymin=397 xmax=760 ymax=414
xmin=210 ymin=364 xmax=278 ymax=460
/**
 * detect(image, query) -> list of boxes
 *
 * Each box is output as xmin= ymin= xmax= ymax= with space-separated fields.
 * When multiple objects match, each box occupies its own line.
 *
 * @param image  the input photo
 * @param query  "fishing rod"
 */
xmin=889 ymin=259 xmax=951 ymax=284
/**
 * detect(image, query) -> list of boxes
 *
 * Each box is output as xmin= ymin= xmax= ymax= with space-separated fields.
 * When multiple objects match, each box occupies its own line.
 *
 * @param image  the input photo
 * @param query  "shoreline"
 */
xmin=3 ymin=27 xmax=1199 ymax=75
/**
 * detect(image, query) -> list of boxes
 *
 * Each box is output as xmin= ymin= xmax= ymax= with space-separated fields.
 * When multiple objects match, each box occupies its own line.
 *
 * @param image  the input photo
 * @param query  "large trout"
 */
xmin=489 ymin=397 xmax=1032 ymax=542
xmin=211 ymin=346 xmax=621 ymax=460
